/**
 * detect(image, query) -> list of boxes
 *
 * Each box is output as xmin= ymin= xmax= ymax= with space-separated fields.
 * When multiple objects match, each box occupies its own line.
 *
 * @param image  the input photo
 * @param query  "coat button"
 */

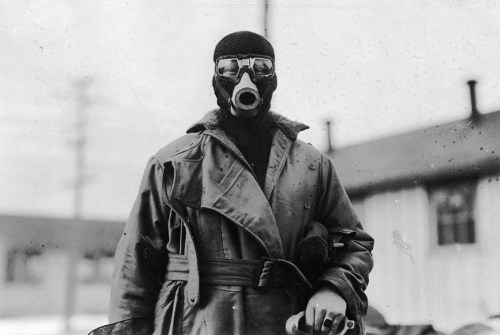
xmin=308 ymin=163 xmax=315 ymax=170
xmin=304 ymin=203 xmax=311 ymax=209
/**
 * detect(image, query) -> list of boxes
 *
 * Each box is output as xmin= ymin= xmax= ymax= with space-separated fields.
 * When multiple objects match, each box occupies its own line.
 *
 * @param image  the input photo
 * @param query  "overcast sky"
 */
xmin=1 ymin=0 xmax=500 ymax=219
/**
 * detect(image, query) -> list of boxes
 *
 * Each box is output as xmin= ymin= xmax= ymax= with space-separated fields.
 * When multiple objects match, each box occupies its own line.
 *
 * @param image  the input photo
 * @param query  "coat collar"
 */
xmin=201 ymin=128 xmax=292 ymax=201
xmin=187 ymin=109 xmax=309 ymax=204
xmin=172 ymin=110 xmax=309 ymax=259
xmin=186 ymin=109 xmax=309 ymax=141
xmin=168 ymin=142 xmax=285 ymax=259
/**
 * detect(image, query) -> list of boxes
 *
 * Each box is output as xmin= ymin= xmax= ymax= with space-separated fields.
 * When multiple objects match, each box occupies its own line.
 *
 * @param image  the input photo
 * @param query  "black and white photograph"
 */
xmin=1 ymin=1 xmax=499 ymax=335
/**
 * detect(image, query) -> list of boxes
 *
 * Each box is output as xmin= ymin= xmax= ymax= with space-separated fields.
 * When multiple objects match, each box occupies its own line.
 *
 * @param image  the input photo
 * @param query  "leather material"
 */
xmin=105 ymin=110 xmax=374 ymax=335
xmin=88 ymin=317 xmax=153 ymax=335
xmin=165 ymin=254 xmax=312 ymax=290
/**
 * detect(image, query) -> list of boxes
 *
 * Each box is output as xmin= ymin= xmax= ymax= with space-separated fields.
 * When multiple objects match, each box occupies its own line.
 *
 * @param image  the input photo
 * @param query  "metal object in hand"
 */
xmin=285 ymin=311 xmax=355 ymax=335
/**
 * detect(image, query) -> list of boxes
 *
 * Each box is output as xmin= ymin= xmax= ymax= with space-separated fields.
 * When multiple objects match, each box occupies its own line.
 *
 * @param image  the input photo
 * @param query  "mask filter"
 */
xmin=231 ymin=72 xmax=261 ymax=118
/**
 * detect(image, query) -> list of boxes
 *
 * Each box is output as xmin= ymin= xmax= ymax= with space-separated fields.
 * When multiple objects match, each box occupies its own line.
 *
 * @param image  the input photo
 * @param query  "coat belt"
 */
xmin=165 ymin=254 xmax=312 ymax=289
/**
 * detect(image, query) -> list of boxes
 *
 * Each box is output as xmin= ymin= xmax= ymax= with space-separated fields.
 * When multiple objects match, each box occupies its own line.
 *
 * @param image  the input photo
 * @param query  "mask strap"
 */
xmin=214 ymin=77 xmax=237 ymax=110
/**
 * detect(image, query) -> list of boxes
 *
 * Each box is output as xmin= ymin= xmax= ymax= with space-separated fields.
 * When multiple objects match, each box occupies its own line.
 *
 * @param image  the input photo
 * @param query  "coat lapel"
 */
xmin=170 ymin=129 xmax=284 ymax=259
xmin=263 ymin=129 xmax=293 ymax=200
xmin=176 ymin=110 xmax=309 ymax=260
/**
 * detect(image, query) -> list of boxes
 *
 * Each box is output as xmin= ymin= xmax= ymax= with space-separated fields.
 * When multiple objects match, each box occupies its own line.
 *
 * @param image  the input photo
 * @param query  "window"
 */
xmin=79 ymin=249 xmax=115 ymax=283
xmin=429 ymin=179 xmax=476 ymax=245
xmin=6 ymin=246 xmax=43 ymax=283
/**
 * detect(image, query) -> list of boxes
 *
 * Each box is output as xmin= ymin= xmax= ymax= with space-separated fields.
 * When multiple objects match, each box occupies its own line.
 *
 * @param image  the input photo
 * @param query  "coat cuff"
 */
xmin=316 ymin=271 xmax=368 ymax=329
xmin=88 ymin=317 xmax=153 ymax=335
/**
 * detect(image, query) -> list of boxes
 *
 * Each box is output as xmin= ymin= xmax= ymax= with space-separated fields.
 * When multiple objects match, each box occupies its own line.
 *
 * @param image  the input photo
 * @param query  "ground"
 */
xmin=0 ymin=314 xmax=107 ymax=335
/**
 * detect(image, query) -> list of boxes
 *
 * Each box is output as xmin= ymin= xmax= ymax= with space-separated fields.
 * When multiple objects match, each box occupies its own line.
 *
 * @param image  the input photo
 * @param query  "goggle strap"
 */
xmin=214 ymin=77 xmax=233 ymax=107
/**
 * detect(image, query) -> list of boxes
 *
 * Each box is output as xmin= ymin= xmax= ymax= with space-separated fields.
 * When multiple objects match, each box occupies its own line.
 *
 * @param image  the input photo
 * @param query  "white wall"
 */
xmin=358 ymin=175 xmax=500 ymax=333
xmin=0 ymin=236 xmax=8 ymax=312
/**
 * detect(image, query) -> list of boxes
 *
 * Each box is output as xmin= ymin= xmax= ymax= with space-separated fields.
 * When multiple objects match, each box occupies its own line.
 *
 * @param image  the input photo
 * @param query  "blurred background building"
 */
xmin=332 ymin=84 xmax=500 ymax=332
xmin=1 ymin=1 xmax=500 ymax=334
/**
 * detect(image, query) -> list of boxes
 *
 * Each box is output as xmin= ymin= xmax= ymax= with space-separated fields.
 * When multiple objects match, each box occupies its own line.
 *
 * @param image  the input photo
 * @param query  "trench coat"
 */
xmin=91 ymin=110 xmax=374 ymax=335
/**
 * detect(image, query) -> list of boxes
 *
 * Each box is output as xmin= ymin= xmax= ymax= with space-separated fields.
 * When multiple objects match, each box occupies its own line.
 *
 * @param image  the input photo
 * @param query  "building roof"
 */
xmin=331 ymin=111 xmax=500 ymax=197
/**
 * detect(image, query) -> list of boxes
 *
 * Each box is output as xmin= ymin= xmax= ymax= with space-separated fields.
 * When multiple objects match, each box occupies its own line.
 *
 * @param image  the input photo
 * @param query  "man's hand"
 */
xmin=304 ymin=286 xmax=347 ymax=335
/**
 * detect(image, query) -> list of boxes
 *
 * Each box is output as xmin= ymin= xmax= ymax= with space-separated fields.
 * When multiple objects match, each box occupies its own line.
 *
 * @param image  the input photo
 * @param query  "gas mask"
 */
xmin=212 ymin=31 xmax=278 ymax=119
xmin=214 ymin=56 xmax=276 ymax=118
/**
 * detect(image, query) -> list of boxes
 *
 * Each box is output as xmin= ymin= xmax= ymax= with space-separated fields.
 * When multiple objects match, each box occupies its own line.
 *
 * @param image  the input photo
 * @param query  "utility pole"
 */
xmin=264 ymin=0 xmax=269 ymax=38
xmin=64 ymin=77 xmax=92 ymax=332
xmin=467 ymin=80 xmax=481 ymax=121
xmin=326 ymin=120 xmax=334 ymax=155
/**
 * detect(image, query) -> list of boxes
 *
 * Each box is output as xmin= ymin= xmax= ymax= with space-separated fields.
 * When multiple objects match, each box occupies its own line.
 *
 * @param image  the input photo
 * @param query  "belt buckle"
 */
xmin=255 ymin=258 xmax=274 ymax=288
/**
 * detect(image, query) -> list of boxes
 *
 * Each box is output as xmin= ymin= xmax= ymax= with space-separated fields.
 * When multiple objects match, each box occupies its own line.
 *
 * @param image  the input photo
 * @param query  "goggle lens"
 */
xmin=216 ymin=58 xmax=274 ymax=79
xmin=217 ymin=59 xmax=240 ymax=77
xmin=253 ymin=58 xmax=273 ymax=77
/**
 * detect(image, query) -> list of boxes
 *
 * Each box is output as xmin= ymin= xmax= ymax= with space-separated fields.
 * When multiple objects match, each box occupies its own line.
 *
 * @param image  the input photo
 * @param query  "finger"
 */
xmin=304 ymin=303 xmax=316 ymax=333
xmin=313 ymin=307 xmax=327 ymax=334
xmin=327 ymin=314 xmax=346 ymax=335
xmin=321 ymin=311 xmax=336 ymax=335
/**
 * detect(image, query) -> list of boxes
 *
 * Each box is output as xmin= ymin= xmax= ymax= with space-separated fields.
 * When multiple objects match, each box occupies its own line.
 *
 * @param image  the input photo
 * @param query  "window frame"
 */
xmin=427 ymin=178 xmax=478 ymax=249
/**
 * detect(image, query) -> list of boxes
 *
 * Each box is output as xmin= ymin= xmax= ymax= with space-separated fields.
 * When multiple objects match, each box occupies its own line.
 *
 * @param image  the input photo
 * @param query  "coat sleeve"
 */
xmin=314 ymin=154 xmax=374 ymax=324
xmin=108 ymin=156 xmax=169 ymax=325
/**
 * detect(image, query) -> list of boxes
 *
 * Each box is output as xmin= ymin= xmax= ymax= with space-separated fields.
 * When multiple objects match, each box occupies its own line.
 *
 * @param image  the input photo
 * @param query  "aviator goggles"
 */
xmin=215 ymin=57 xmax=274 ymax=80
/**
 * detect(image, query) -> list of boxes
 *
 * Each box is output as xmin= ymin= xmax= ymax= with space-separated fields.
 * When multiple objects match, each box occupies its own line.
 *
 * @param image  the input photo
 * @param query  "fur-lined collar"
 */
xmin=186 ymin=109 xmax=309 ymax=141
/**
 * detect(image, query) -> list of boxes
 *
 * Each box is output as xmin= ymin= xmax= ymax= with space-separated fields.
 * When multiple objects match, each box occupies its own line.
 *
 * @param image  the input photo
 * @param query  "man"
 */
xmin=92 ymin=31 xmax=373 ymax=335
